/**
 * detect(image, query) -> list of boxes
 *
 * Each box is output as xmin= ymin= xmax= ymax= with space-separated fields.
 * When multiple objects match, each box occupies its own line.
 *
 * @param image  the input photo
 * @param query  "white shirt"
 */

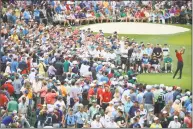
xmin=162 ymin=47 xmax=170 ymax=57
xmin=28 ymin=71 xmax=36 ymax=82
xmin=168 ymin=121 xmax=181 ymax=128
xmin=5 ymin=66 xmax=11 ymax=74
xmin=54 ymin=100 xmax=66 ymax=111
xmin=91 ymin=120 xmax=103 ymax=128
xmin=104 ymin=121 xmax=119 ymax=128
xmin=86 ymin=13 xmax=92 ymax=18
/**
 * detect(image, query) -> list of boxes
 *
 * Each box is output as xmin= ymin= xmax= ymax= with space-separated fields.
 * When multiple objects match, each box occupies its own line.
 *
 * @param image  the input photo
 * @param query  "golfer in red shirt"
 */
xmin=100 ymin=85 xmax=112 ymax=111
xmin=173 ymin=47 xmax=185 ymax=79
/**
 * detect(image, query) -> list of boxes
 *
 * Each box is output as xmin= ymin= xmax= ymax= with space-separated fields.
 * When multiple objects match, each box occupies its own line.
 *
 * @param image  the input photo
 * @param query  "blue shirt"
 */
xmin=96 ymin=65 xmax=102 ymax=72
xmin=34 ymin=9 xmax=40 ymax=17
xmin=66 ymin=114 xmax=76 ymax=126
xmin=146 ymin=48 xmax=153 ymax=56
xmin=184 ymin=99 xmax=191 ymax=108
xmin=2 ymin=55 xmax=8 ymax=63
xmin=186 ymin=103 xmax=192 ymax=112
xmin=2 ymin=116 xmax=13 ymax=126
xmin=83 ymin=84 xmax=90 ymax=92
xmin=100 ymin=76 xmax=109 ymax=83
xmin=75 ymin=111 xmax=87 ymax=124
xmin=164 ymin=92 xmax=173 ymax=104
xmin=22 ymin=29 xmax=29 ymax=36
xmin=142 ymin=58 xmax=149 ymax=64
xmin=143 ymin=91 xmax=154 ymax=104
xmin=11 ymin=61 xmax=18 ymax=73
xmin=23 ymin=11 xmax=31 ymax=19
xmin=55 ymin=6 xmax=62 ymax=14
xmin=137 ymin=92 xmax=144 ymax=104
xmin=124 ymin=101 xmax=133 ymax=113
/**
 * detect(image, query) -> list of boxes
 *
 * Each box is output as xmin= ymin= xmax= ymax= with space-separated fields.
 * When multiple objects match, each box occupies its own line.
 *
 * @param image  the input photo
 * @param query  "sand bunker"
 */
xmin=80 ymin=22 xmax=190 ymax=35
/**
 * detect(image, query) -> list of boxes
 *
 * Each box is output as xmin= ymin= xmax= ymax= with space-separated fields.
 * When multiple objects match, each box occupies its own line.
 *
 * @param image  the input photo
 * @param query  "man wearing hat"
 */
xmin=88 ymin=99 xmax=99 ymax=120
xmin=150 ymin=117 xmax=162 ymax=128
xmin=143 ymin=85 xmax=154 ymax=112
xmin=88 ymin=83 xmax=95 ymax=104
xmin=1 ymin=79 xmax=14 ymax=96
xmin=5 ymin=61 xmax=11 ymax=74
xmin=75 ymin=104 xmax=88 ymax=128
xmin=160 ymin=111 xmax=170 ymax=128
xmin=165 ymin=87 xmax=173 ymax=104
xmin=164 ymin=54 xmax=173 ymax=73
xmin=12 ymin=74 xmax=22 ymax=100
xmin=168 ymin=116 xmax=181 ymax=128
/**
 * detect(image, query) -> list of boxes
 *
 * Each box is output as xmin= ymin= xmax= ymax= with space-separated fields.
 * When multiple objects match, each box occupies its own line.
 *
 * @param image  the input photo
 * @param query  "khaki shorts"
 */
xmin=67 ymin=125 xmax=75 ymax=128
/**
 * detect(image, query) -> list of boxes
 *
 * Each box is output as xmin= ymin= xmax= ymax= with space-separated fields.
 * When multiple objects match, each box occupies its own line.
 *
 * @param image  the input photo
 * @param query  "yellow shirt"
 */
xmin=150 ymin=123 xmax=162 ymax=128
xmin=11 ymin=34 xmax=19 ymax=42
xmin=15 ymin=9 xmax=21 ymax=17
xmin=27 ymin=89 xmax=33 ymax=99
xmin=60 ymin=85 xmax=67 ymax=97
xmin=103 ymin=1 xmax=109 ymax=8
xmin=38 ymin=62 xmax=46 ymax=75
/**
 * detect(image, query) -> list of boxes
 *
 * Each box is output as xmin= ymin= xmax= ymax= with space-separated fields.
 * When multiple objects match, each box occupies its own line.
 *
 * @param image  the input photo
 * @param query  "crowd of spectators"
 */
xmin=1 ymin=0 xmax=192 ymax=27
xmin=0 ymin=0 xmax=192 ymax=128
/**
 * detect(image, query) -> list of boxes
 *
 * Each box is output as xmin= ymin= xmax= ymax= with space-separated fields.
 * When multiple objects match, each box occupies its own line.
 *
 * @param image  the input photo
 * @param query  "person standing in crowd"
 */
xmin=13 ymin=74 xmax=22 ymax=100
xmin=100 ymin=86 xmax=112 ymax=111
xmin=173 ymin=47 xmax=185 ymax=79
xmin=7 ymin=97 xmax=18 ymax=114
xmin=143 ymin=85 xmax=154 ymax=112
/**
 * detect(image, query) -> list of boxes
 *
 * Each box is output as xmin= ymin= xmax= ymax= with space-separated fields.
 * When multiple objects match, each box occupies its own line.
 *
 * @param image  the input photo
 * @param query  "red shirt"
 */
xmin=97 ymin=88 xmax=103 ymax=99
xmin=176 ymin=52 xmax=183 ymax=62
xmin=27 ymin=61 xmax=31 ymax=73
xmin=140 ymin=11 xmax=145 ymax=17
xmin=184 ymin=116 xmax=192 ymax=128
xmin=1 ymin=82 xmax=14 ymax=95
xmin=0 ymin=94 xmax=9 ymax=107
xmin=102 ymin=91 xmax=112 ymax=103
xmin=88 ymin=88 xmax=95 ymax=100
xmin=45 ymin=92 xmax=57 ymax=104
xmin=107 ymin=73 xmax=114 ymax=79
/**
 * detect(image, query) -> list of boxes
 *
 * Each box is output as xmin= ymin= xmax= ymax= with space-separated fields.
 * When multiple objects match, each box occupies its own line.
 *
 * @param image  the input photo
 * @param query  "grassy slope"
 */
xmin=94 ymin=24 xmax=192 ymax=91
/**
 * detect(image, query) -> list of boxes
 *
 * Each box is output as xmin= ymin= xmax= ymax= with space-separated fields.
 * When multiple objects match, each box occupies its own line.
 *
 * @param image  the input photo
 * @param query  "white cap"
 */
xmin=174 ymin=116 xmax=178 ymax=119
xmin=163 ymin=111 xmax=167 ymax=114
xmin=160 ymin=84 xmax=164 ymax=88
xmin=90 ymin=83 xmax=95 ymax=87
xmin=175 ymin=99 xmax=180 ymax=104
xmin=13 ymin=110 xmax=17 ymax=114
xmin=186 ymin=91 xmax=191 ymax=96
xmin=154 ymin=117 xmax=159 ymax=121
xmin=177 ymin=87 xmax=181 ymax=90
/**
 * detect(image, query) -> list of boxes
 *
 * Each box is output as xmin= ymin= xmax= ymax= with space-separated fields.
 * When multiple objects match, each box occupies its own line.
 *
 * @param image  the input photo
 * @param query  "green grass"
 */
xmin=118 ymin=24 xmax=192 ymax=91
xmin=81 ymin=23 xmax=192 ymax=91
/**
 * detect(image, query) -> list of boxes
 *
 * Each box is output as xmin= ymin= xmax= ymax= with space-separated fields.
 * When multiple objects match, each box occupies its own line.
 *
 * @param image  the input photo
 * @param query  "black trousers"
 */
xmin=102 ymin=103 xmax=109 ymax=111
xmin=173 ymin=61 xmax=183 ymax=78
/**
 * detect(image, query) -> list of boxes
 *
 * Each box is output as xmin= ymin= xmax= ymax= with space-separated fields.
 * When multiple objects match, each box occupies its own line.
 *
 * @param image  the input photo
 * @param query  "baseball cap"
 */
xmin=174 ymin=116 xmax=178 ymax=119
xmin=154 ymin=117 xmax=159 ymax=121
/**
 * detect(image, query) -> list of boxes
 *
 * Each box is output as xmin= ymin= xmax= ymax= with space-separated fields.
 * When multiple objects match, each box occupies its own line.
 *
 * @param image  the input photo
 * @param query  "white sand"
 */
xmin=80 ymin=22 xmax=190 ymax=35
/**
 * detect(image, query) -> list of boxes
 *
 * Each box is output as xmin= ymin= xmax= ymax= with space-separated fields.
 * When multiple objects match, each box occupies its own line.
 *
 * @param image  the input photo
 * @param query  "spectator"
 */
xmin=168 ymin=116 xmax=181 ymax=128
